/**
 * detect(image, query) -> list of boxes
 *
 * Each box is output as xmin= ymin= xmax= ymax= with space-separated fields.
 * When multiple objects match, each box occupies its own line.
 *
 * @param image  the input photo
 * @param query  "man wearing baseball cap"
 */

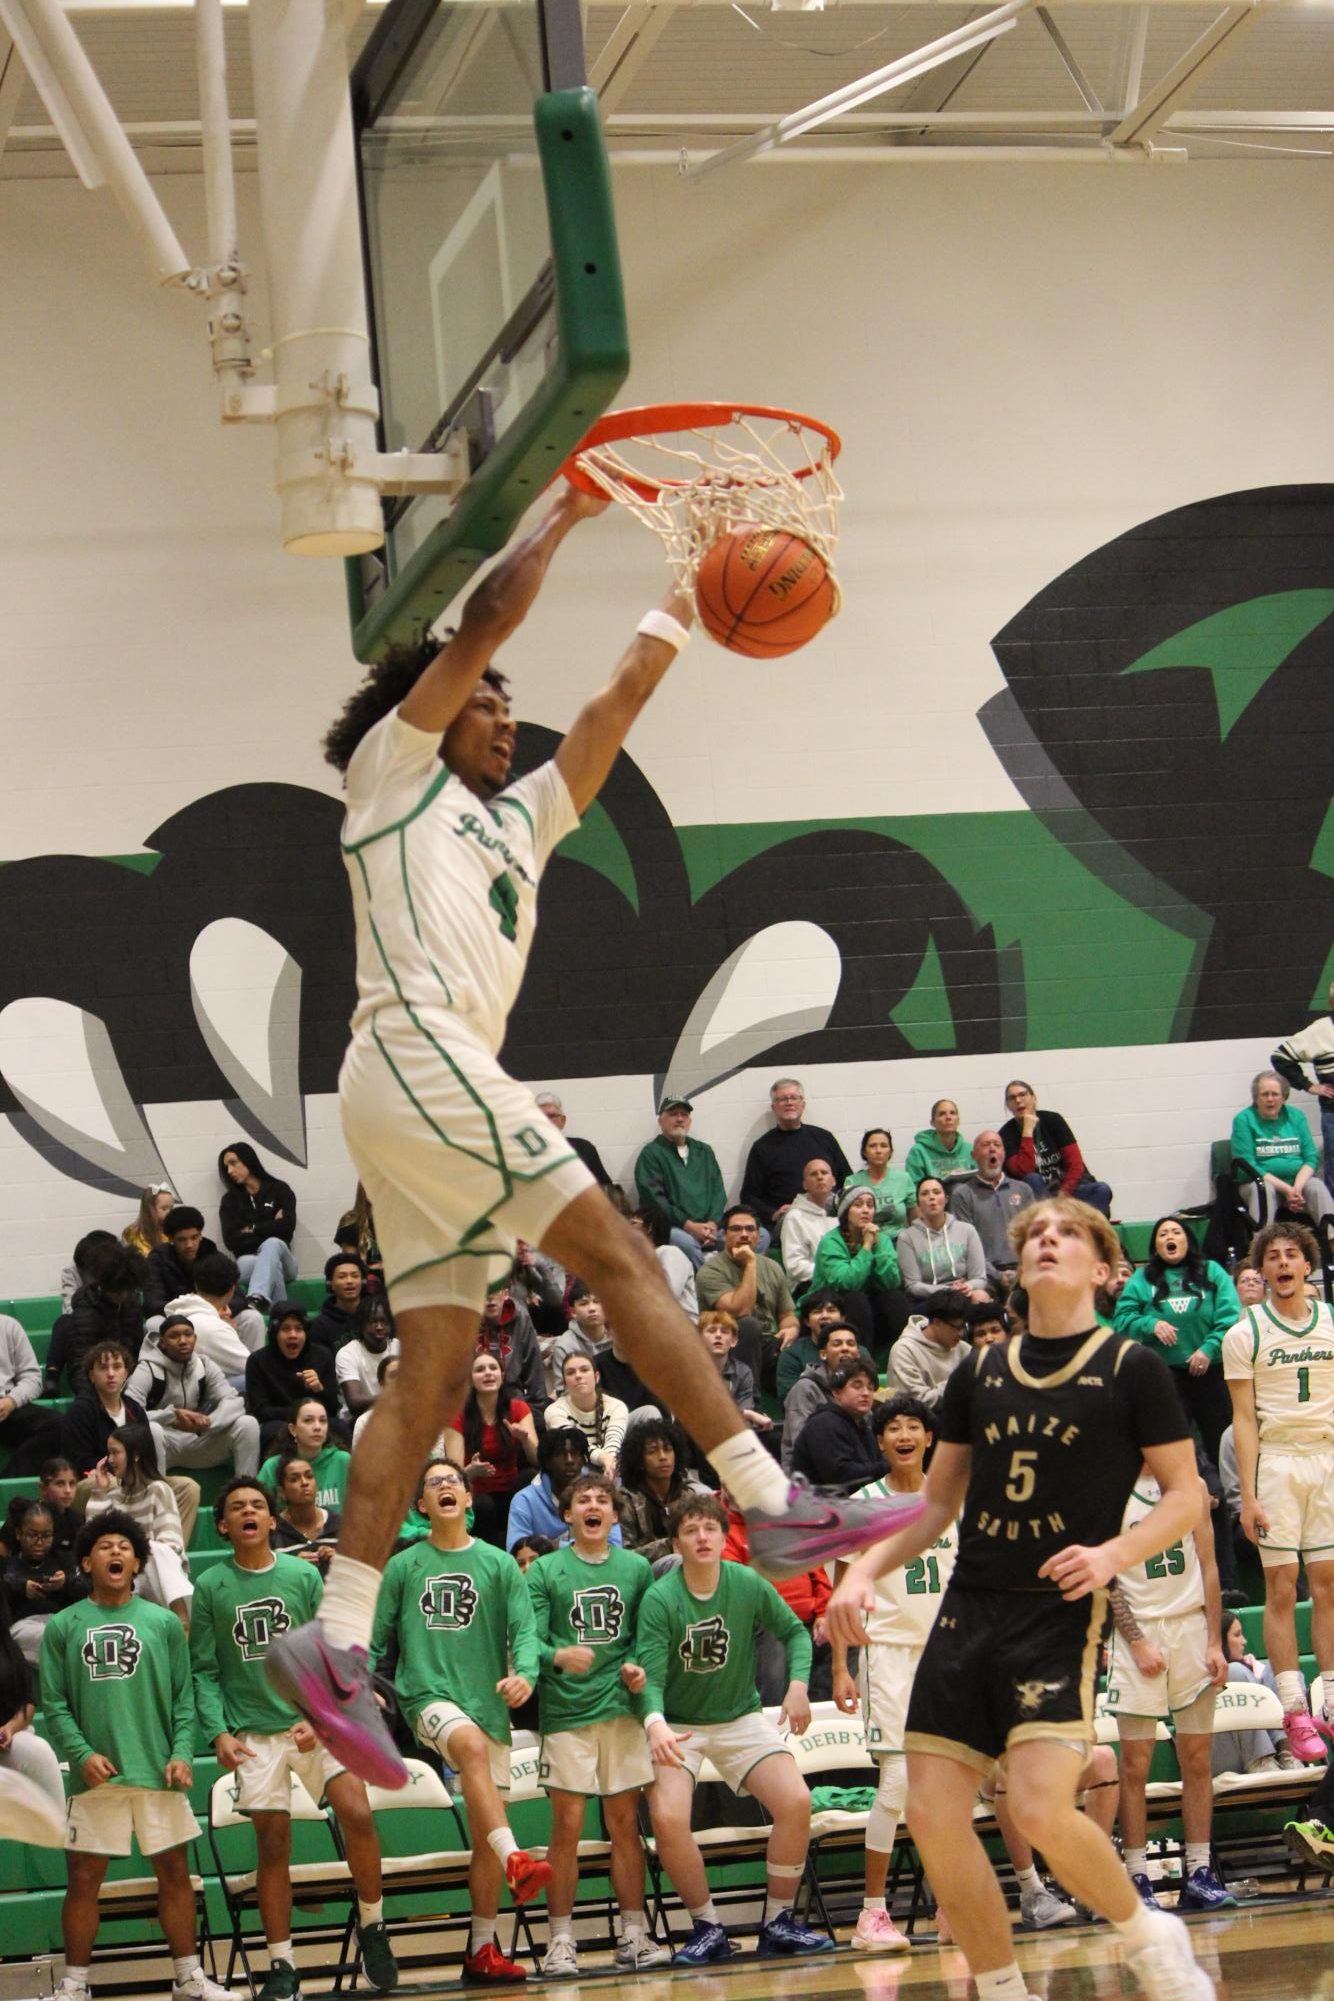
xmin=635 ymin=1098 xmax=729 ymax=1271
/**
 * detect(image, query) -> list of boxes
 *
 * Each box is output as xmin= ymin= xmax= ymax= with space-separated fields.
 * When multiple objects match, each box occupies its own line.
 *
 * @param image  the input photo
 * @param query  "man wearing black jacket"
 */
xmin=244 ymin=1307 xmax=341 ymax=1450
xmin=47 ymin=1244 xmax=144 ymax=1395
xmin=740 ymin=1078 xmax=851 ymax=1231
xmin=310 ymin=1253 xmax=366 ymax=1354
xmin=791 ymin=1362 xmax=887 ymax=1495
xmin=142 ymin=1208 xmax=218 ymax=1327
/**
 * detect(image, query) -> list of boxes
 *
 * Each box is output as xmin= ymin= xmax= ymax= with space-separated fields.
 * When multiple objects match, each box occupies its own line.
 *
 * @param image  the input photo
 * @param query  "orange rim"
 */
xmin=562 ymin=401 xmax=841 ymax=503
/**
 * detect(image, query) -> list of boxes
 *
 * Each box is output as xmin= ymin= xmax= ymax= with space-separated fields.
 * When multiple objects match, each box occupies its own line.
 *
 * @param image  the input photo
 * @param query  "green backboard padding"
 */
xmin=347 ymin=87 xmax=628 ymax=661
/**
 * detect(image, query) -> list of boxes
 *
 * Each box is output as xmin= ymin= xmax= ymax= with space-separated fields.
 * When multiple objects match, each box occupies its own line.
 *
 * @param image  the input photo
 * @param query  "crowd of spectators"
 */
xmin=1 ymin=1056 xmax=1331 ymax=1717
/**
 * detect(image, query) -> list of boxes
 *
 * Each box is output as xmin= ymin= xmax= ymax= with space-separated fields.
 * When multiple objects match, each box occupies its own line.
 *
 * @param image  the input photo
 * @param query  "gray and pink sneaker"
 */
xmin=264 ymin=1623 xmax=408 ymax=1789
xmin=745 ymin=1479 xmax=929 ymax=1581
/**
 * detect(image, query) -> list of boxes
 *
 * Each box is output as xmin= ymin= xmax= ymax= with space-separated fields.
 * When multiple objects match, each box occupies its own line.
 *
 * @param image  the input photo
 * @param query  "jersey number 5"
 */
xmin=1005 ymin=1449 xmax=1038 ymax=1505
xmin=489 ymin=872 xmax=519 ymax=942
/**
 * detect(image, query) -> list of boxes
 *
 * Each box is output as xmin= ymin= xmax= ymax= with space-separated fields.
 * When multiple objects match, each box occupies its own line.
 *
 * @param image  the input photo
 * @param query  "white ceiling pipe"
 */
xmin=247 ymin=0 xmax=383 ymax=557
xmin=685 ymin=0 xmax=1029 ymax=178
xmin=194 ymin=0 xmax=254 ymax=403
xmin=0 ymin=0 xmax=190 ymax=278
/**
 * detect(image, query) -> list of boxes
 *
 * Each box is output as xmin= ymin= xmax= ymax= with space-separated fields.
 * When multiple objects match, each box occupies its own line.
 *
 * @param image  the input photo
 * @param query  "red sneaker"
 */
xmin=462 ymin=1942 xmax=527 ymax=1985
xmin=505 ymin=1849 xmax=553 ymax=1904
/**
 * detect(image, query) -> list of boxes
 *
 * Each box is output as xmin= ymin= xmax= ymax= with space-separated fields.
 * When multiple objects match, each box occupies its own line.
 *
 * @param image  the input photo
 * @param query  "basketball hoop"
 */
xmin=563 ymin=401 xmax=842 ymax=594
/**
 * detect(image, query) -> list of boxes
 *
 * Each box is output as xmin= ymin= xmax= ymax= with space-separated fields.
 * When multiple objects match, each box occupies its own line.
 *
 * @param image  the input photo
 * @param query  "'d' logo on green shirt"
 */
xmin=680 ymin=1614 xmax=729 ymax=1674
xmin=81 ymin=1623 xmax=141 ymax=1681
xmin=571 ymin=1585 xmax=625 ymax=1643
xmin=420 ymin=1573 xmax=479 ymax=1630
xmin=231 ymin=1596 xmax=292 ymax=1662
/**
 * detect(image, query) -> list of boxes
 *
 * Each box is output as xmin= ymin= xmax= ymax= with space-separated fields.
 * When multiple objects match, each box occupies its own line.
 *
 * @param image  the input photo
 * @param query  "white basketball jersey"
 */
xmin=1221 ymin=1300 xmax=1334 ymax=1449
xmin=1116 ymin=1477 xmax=1203 ymax=1620
xmin=855 ymin=1481 xmax=957 ymax=1646
xmin=341 ymin=712 xmax=578 ymax=1053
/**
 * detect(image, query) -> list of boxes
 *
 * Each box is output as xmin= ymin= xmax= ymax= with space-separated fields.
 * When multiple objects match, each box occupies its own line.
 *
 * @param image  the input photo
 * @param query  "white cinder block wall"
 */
xmin=0 ymin=161 xmax=1329 ymax=1298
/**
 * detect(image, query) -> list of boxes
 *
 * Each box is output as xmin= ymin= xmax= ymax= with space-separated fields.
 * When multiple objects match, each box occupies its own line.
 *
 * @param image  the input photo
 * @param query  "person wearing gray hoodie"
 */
xmin=781 ymin=1320 xmax=874 ymax=1472
xmin=896 ymin=1175 xmax=989 ymax=1303
xmin=126 ymin=1313 xmax=261 ymax=1476
xmin=882 ymin=1292 xmax=970 ymax=1412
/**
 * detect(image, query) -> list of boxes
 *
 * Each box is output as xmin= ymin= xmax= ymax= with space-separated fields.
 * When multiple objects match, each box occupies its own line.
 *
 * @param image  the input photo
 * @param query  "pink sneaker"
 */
xmin=1285 ymin=1709 xmax=1331 ymax=1763
xmin=850 ymin=1909 xmax=910 ymax=1952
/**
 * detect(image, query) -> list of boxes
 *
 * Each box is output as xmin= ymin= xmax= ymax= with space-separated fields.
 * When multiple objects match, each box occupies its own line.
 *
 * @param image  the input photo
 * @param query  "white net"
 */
xmin=573 ymin=409 xmax=842 ymax=590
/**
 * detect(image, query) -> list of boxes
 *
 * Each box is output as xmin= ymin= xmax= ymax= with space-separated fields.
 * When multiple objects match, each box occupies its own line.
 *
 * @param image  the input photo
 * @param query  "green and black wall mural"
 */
xmin=1 ymin=484 xmax=1330 ymax=1195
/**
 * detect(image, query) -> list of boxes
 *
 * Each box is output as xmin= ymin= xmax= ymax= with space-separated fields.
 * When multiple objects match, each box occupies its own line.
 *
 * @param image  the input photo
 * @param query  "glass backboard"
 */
xmin=346 ymin=0 xmax=629 ymax=662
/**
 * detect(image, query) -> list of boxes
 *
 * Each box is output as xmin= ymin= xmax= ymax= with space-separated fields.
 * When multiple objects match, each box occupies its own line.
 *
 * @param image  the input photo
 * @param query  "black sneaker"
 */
xmin=258 ymin=1964 xmax=299 ymax=2001
xmin=357 ymin=1920 xmax=399 ymax=1992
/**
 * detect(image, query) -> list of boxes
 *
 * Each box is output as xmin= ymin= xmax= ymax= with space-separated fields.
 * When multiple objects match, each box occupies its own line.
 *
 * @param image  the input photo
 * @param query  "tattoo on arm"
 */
xmin=1110 ymin=1583 xmax=1143 ymax=1645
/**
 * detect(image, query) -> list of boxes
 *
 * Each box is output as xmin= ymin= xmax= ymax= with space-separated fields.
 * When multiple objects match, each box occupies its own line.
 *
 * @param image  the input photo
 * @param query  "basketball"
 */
xmin=693 ymin=523 xmax=839 ymax=657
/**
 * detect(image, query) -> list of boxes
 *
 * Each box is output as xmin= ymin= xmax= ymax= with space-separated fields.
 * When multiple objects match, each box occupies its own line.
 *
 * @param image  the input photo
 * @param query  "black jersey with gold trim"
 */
xmin=935 ymin=1326 xmax=1188 ymax=1592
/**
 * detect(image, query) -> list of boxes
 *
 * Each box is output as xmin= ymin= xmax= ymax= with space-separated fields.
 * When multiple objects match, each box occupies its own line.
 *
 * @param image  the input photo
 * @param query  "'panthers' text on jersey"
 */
xmin=343 ymin=714 xmax=578 ymax=1053
xmin=936 ymin=1327 xmax=1190 ymax=1591
xmin=1221 ymin=1300 xmax=1334 ymax=1448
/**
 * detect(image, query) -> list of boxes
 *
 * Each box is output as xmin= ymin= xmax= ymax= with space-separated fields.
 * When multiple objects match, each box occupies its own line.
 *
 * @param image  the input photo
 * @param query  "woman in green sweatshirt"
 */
xmin=903 ymin=1100 xmax=972 ymax=1189
xmin=809 ymin=1188 xmax=909 ymax=1360
xmin=1113 ymin=1214 xmax=1240 ymax=1467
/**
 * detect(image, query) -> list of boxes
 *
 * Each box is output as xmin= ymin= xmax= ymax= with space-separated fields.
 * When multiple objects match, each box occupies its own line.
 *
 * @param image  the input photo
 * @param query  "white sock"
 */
xmin=1124 ymin=1847 xmax=1148 ymax=1877
xmin=486 ymin=1826 xmax=518 ymax=1865
xmin=172 ymin=1958 xmax=200 ymax=1985
xmin=976 ymin=1968 xmax=1029 ymax=2001
xmin=357 ymin=1897 xmax=383 ymax=1927
xmin=1277 ymin=1670 xmax=1305 ymax=1713
xmin=1015 ymin=1864 xmax=1040 ymax=1893
xmin=688 ymin=1900 xmax=718 ymax=1924
xmin=622 ymin=1910 xmax=648 ymax=1937
xmin=550 ymin=1916 xmax=574 ymax=1941
xmin=706 ymin=1431 xmax=788 ymax=1514
xmin=64 ymin=1970 xmax=91 ymax=1990
xmin=1114 ymin=1904 xmax=1157 ymax=1955
xmin=1320 ymin=1670 xmax=1334 ymax=1718
xmin=862 ymin=1896 xmax=886 ymax=1913
xmin=319 ymin=1555 xmax=383 ymax=1655
xmin=470 ymin=1918 xmax=496 ymax=1951
xmin=1185 ymin=1844 xmax=1210 ymax=1874
xmin=267 ymin=1943 xmax=293 ymax=1968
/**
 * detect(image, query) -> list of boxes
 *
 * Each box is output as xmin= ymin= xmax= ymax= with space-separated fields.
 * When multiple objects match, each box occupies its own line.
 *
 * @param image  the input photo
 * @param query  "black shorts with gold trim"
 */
xmin=904 ymin=1583 xmax=1109 ymax=1776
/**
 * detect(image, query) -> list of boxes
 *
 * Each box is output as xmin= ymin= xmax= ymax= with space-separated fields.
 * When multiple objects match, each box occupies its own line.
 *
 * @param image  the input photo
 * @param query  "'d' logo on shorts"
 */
xmin=421 ymin=1573 xmax=479 ymax=1630
xmin=81 ymin=1622 xmax=142 ymax=1681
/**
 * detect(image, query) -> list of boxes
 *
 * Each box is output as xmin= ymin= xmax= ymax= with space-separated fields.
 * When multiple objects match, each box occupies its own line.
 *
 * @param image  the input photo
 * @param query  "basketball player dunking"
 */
xmin=829 ymin=1198 xmax=1213 ymax=2001
xmin=266 ymin=485 xmax=923 ymax=1786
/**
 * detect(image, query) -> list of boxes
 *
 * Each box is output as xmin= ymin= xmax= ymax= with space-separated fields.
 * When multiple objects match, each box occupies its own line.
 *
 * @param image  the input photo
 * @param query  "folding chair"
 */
xmin=206 ymin=1768 xmax=352 ymax=1996
xmin=357 ymin=1759 xmax=474 ymax=1968
xmin=786 ymin=1706 xmax=877 ymax=1932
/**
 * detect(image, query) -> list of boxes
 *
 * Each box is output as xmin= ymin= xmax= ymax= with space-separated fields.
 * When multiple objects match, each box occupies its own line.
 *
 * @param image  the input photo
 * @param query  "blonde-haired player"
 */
xmin=1106 ymin=1467 xmax=1230 ymax=1911
xmin=1222 ymin=1219 xmax=1334 ymax=1762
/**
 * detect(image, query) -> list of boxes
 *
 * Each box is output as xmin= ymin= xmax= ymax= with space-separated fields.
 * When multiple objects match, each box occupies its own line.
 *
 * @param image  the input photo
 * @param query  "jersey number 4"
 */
xmin=489 ymin=872 xmax=519 ymax=941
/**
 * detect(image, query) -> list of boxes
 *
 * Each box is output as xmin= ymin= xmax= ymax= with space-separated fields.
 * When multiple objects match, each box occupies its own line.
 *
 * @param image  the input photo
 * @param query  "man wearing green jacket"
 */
xmin=634 ymin=1098 xmax=729 ymax=1270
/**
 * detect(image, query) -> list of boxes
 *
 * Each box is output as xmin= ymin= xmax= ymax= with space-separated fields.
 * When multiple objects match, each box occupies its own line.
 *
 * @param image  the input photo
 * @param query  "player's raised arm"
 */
xmin=554 ymin=584 xmax=694 ymax=816
xmin=398 ymin=486 xmax=606 ymax=739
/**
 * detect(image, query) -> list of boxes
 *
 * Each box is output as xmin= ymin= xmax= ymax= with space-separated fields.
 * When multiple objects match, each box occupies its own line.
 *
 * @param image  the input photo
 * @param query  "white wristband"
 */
xmin=637 ymin=609 xmax=691 ymax=653
xmin=644 ymin=1711 xmax=667 ymax=1731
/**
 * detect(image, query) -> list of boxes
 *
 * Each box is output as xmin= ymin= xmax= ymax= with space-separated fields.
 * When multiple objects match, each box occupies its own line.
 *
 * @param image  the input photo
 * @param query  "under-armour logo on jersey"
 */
xmin=420 ymin=1573 xmax=479 ymax=1630
xmin=81 ymin=1622 xmax=142 ymax=1681
xmin=680 ymin=1614 xmax=730 ymax=1673
xmin=1014 ymin=1677 xmax=1067 ymax=1717
xmin=571 ymin=1585 xmax=625 ymax=1644
xmin=231 ymin=1596 xmax=291 ymax=1662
